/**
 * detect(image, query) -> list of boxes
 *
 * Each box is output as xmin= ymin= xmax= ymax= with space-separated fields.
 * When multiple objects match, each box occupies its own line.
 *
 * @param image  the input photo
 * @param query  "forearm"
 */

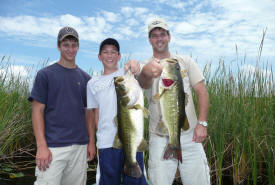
xmin=197 ymin=87 xmax=209 ymax=122
xmin=32 ymin=102 xmax=47 ymax=148
xmin=86 ymin=109 xmax=97 ymax=145
xmin=138 ymin=73 xmax=154 ymax=89
xmin=137 ymin=63 xmax=154 ymax=89
xmin=194 ymin=82 xmax=209 ymax=122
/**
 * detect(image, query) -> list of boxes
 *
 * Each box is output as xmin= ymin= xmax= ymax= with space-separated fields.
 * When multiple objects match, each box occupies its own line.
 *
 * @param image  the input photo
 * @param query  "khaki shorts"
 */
xmin=34 ymin=144 xmax=88 ymax=185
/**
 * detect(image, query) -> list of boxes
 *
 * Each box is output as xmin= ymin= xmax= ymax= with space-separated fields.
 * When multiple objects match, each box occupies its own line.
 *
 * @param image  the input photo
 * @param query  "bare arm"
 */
xmin=138 ymin=59 xmax=163 ymax=89
xmin=192 ymin=81 xmax=209 ymax=143
xmin=86 ymin=108 xmax=97 ymax=161
xmin=193 ymin=81 xmax=209 ymax=122
xmin=32 ymin=100 xmax=52 ymax=171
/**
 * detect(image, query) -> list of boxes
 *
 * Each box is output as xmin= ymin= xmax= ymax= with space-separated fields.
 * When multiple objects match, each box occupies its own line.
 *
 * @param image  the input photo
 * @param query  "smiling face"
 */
xmin=98 ymin=44 xmax=121 ymax=74
xmin=149 ymin=28 xmax=171 ymax=55
xmin=58 ymin=38 xmax=79 ymax=62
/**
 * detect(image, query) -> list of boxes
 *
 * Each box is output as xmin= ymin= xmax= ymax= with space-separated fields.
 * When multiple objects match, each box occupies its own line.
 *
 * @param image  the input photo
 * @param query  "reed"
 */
xmin=0 ymin=34 xmax=274 ymax=184
xmin=201 ymin=32 xmax=274 ymax=184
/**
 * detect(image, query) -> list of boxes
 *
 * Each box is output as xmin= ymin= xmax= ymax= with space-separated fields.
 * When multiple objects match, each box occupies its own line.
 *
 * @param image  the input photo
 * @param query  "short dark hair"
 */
xmin=99 ymin=38 xmax=120 ymax=54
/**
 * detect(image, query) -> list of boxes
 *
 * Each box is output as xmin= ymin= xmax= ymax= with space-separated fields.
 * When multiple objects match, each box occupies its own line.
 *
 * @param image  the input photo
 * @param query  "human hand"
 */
xmin=36 ymin=145 xmax=52 ymax=171
xmin=149 ymin=58 xmax=163 ymax=78
xmin=192 ymin=124 xmax=208 ymax=143
xmin=124 ymin=60 xmax=140 ymax=75
xmin=87 ymin=142 xmax=96 ymax=161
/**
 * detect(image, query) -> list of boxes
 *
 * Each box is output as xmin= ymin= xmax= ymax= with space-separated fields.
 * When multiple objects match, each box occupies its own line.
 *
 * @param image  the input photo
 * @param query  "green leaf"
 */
xmin=3 ymin=167 xmax=13 ymax=172
xmin=9 ymin=172 xmax=24 ymax=178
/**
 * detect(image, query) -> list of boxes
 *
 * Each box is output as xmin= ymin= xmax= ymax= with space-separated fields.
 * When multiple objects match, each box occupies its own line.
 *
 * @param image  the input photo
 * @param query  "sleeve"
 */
xmin=86 ymin=80 xmax=99 ymax=109
xmin=186 ymin=57 xmax=205 ymax=87
xmin=28 ymin=70 xmax=48 ymax=104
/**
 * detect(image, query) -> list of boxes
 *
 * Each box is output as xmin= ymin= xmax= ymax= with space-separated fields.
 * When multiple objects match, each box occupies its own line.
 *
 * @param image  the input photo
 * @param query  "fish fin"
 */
xmin=184 ymin=93 xmax=189 ymax=106
xmin=181 ymin=117 xmax=190 ymax=131
xmin=160 ymin=89 xmax=168 ymax=97
xmin=152 ymin=93 xmax=160 ymax=101
xmin=114 ymin=116 xmax=118 ymax=127
xmin=121 ymin=96 xmax=130 ymax=106
xmin=152 ymin=90 xmax=167 ymax=102
xmin=137 ymin=139 xmax=148 ymax=152
xmin=143 ymin=108 xmax=149 ymax=119
xmin=163 ymin=144 xmax=182 ymax=163
xmin=128 ymin=104 xmax=142 ymax=110
xmin=156 ymin=121 xmax=169 ymax=135
xmin=124 ymin=162 xmax=142 ymax=178
xmin=113 ymin=134 xmax=122 ymax=149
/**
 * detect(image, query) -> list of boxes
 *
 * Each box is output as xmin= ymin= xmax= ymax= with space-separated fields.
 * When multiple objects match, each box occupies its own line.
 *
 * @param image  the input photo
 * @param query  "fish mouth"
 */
xmin=165 ymin=58 xmax=178 ymax=64
xmin=162 ymin=78 xmax=174 ymax=87
xmin=114 ymin=76 xmax=124 ymax=84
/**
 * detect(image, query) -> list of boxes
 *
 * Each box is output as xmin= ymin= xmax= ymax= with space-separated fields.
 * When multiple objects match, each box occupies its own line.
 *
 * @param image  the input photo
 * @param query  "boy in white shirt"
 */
xmin=86 ymin=38 xmax=147 ymax=185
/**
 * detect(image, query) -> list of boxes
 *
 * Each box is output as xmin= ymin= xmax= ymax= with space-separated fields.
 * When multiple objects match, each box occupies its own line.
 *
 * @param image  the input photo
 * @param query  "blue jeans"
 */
xmin=98 ymin=147 xmax=147 ymax=185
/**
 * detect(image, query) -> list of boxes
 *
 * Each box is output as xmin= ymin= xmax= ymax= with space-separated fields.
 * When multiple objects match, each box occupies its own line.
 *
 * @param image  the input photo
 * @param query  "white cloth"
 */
xmin=34 ymin=144 xmax=88 ymax=185
xmin=87 ymin=69 xmax=124 ymax=149
xmin=148 ymin=132 xmax=210 ymax=185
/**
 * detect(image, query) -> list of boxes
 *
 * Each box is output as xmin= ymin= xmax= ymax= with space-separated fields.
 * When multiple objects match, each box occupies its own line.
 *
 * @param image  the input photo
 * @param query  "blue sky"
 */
xmin=0 ymin=0 xmax=274 ymax=78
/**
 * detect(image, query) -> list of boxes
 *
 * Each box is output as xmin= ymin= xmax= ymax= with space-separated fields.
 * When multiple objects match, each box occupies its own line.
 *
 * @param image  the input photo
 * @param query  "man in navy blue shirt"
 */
xmin=28 ymin=26 xmax=95 ymax=185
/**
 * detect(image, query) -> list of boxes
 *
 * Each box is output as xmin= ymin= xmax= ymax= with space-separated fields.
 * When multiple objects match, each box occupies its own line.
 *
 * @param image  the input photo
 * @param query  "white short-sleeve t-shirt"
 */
xmin=87 ymin=69 xmax=124 ymax=149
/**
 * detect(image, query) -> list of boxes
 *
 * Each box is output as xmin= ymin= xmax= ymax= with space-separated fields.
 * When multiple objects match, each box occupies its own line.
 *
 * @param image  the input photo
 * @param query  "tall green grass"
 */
xmin=0 ymin=38 xmax=274 ymax=184
xmin=0 ymin=56 xmax=34 ymax=156
xmin=203 ymin=58 xmax=274 ymax=184
xmin=201 ymin=37 xmax=274 ymax=184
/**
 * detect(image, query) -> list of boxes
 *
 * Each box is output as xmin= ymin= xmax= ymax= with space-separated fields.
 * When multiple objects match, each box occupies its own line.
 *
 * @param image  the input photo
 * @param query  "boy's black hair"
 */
xmin=99 ymin=38 xmax=120 ymax=54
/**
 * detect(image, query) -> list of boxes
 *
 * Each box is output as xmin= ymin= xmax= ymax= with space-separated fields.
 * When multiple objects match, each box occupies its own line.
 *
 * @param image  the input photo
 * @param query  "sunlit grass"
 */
xmin=0 ymin=35 xmax=274 ymax=184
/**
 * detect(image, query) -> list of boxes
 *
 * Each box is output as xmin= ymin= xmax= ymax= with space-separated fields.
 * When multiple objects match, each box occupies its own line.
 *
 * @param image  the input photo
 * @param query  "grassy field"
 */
xmin=0 ymin=51 xmax=274 ymax=184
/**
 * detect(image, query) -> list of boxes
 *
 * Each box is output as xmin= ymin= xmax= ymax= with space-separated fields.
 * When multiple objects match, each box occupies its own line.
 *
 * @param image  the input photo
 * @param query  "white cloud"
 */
xmin=102 ymin=11 xmax=120 ymax=23
xmin=241 ymin=64 xmax=272 ymax=78
xmin=0 ymin=65 xmax=29 ymax=78
xmin=155 ymin=0 xmax=187 ymax=9
xmin=118 ymin=26 xmax=134 ymax=37
xmin=121 ymin=7 xmax=134 ymax=17
xmin=1 ymin=0 xmax=275 ymax=64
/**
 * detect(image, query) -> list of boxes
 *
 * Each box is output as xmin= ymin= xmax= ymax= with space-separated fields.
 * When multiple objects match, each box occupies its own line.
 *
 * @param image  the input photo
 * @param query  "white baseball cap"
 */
xmin=148 ymin=18 xmax=169 ymax=34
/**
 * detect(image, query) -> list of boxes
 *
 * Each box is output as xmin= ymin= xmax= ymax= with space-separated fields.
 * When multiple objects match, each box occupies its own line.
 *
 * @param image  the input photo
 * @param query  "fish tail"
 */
xmin=163 ymin=144 xmax=182 ymax=162
xmin=124 ymin=162 xmax=142 ymax=178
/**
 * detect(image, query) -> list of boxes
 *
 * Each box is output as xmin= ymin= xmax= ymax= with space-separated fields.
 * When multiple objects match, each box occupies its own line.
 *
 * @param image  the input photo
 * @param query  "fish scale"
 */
xmin=156 ymin=58 xmax=187 ymax=162
xmin=113 ymin=71 xmax=147 ymax=178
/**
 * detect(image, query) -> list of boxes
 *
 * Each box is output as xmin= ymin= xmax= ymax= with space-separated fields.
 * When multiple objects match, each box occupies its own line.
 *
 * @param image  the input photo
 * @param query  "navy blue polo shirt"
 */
xmin=28 ymin=63 xmax=91 ymax=147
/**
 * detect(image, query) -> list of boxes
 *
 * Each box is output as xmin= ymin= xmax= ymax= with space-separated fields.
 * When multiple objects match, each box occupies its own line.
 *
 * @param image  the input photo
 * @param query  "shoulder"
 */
xmin=35 ymin=63 xmax=57 ymax=80
xmin=87 ymin=75 xmax=102 ymax=88
xmin=173 ymin=54 xmax=195 ymax=65
xmin=76 ymin=67 xmax=91 ymax=80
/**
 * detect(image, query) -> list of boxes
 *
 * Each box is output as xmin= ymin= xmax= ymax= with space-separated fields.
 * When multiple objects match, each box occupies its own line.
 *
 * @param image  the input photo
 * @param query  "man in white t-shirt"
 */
xmin=138 ymin=18 xmax=211 ymax=185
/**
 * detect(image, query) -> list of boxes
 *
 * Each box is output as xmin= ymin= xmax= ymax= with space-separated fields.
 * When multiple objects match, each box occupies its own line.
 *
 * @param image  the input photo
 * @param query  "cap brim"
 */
xmin=148 ymin=26 xmax=169 ymax=34
xmin=59 ymin=33 xmax=78 ymax=41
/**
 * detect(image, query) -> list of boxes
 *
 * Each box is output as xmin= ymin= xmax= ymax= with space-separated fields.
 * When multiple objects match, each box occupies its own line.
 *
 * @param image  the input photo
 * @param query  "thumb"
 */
xmin=192 ymin=132 xmax=196 ymax=141
xmin=124 ymin=62 xmax=130 ymax=71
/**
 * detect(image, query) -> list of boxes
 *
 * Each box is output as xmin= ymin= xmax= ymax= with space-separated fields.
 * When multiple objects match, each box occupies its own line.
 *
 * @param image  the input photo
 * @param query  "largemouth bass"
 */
xmin=155 ymin=58 xmax=188 ymax=162
xmin=113 ymin=70 xmax=147 ymax=178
